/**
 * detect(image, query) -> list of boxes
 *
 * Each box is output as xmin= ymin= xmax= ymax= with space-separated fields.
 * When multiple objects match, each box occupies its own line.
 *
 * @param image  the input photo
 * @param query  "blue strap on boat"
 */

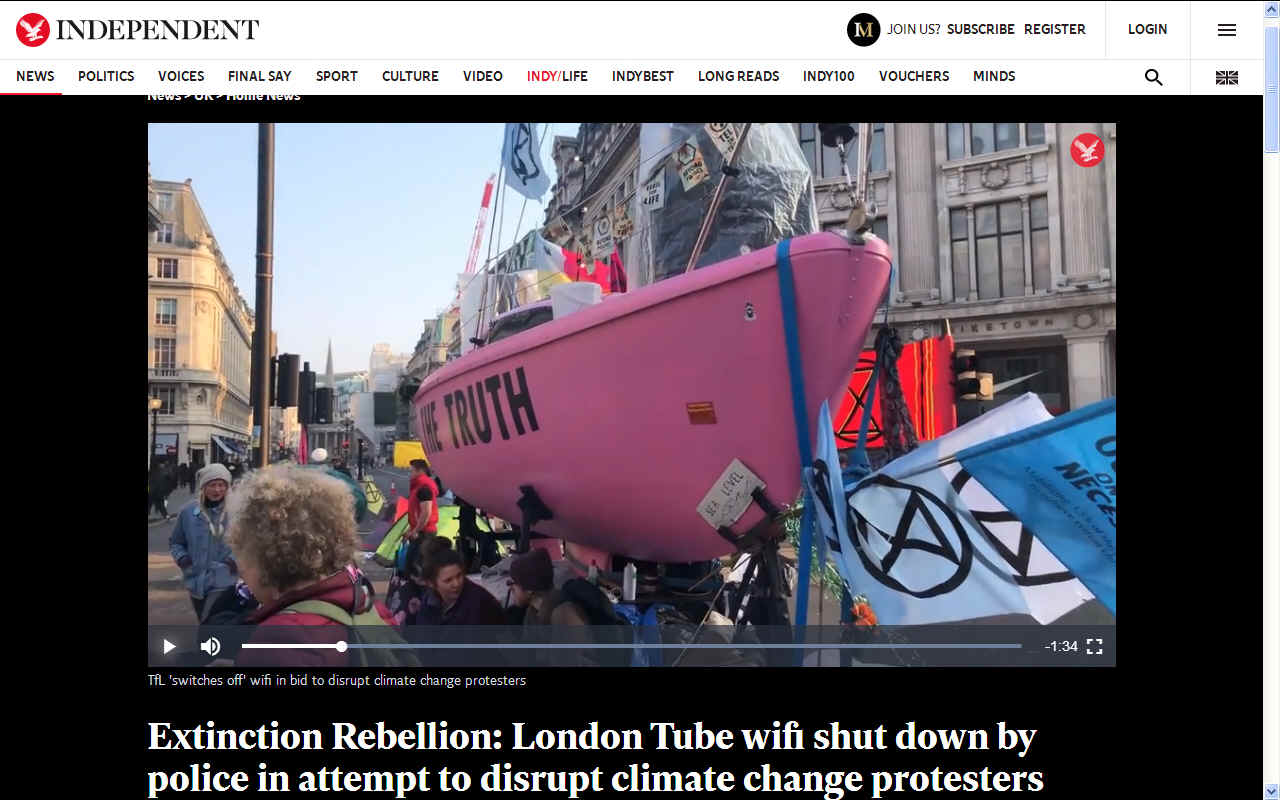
xmin=776 ymin=239 xmax=816 ymax=640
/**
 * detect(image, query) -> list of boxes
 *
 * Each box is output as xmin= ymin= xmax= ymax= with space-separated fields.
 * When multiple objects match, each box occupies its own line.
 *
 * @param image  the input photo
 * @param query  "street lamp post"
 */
xmin=149 ymin=397 xmax=162 ymax=476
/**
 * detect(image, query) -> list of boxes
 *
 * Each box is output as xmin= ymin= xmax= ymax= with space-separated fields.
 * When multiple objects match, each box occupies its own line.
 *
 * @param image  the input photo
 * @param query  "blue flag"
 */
xmin=501 ymin=123 xmax=550 ymax=200
xmin=839 ymin=394 xmax=1093 ymax=626
xmin=956 ymin=398 xmax=1116 ymax=614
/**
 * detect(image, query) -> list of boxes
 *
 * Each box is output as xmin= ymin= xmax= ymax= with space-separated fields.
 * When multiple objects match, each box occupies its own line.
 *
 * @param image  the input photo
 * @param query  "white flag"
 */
xmin=839 ymin=394 xmax=1094 ymax=625
xmin=501 ymin=123 xmax=550 ymax=200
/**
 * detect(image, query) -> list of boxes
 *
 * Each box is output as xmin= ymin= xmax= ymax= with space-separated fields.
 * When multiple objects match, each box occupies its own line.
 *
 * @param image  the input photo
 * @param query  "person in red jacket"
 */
xmin=402 ymin=459 xmax=439 ymax=576
xmin=226 ymin=464 xmax=397 ymax=667
xmin=406 ymin=459 xmax=438 ymax=537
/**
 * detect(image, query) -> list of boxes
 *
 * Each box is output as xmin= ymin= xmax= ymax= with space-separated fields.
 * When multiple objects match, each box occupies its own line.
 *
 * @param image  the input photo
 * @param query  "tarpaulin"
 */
xmin=635 ymin=123 xmax=817 ymax=285
xmin=393 ymin=440 xmax=428 ymax=469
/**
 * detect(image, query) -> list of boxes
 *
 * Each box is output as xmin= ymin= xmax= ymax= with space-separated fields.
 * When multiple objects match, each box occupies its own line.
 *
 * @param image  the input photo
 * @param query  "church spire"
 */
xmin=325 ymin=339 xmax=335 ymax=388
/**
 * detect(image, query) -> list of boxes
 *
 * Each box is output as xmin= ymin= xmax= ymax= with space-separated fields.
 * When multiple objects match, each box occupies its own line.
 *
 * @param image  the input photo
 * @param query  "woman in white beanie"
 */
xmin=170 ymin=463 xmax=237 ymax=621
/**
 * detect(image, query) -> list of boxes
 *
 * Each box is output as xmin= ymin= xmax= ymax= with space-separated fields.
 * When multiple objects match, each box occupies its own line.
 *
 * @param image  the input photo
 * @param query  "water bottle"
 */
xmin=622 ymin=562 xmax=637 ymax=603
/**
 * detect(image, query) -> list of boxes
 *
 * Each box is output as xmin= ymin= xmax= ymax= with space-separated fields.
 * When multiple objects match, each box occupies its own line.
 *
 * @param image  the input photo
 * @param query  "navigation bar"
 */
xmin=4 ymin=59 xmax=1266 ymax=95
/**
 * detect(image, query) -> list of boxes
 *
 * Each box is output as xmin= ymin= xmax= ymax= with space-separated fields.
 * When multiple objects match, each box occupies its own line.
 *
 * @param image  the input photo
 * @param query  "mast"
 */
xmin=464 ymin=174 xmax=497 ymax=276
xmin=684 ymin=123 xmax=754 ymax=274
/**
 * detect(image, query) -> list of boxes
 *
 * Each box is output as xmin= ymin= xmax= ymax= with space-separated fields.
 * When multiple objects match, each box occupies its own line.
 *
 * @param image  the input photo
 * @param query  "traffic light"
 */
xmin=314 ymin=387 xmax=333 ymax=424
xmin=954 ymin=349 xmax=994 ymax=400
xmin=276 ymin=353 xmax=300 ymax=408
xmin=298 ymin=362 xmax=316 ymax=424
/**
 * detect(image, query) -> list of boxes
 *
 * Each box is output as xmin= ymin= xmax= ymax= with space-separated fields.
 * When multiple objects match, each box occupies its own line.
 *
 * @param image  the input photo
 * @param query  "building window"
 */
xmin=157 ymin=257 xmax=178 ymax=278
xmin=150 ymin=385 xmax=176 ymax=415
xmin=950 ymin=123 xmax=1046 ymax=159
xmin=974 ymin=200 xmax=1025 ymax=299
xmin=154 ymin=337 xmax=176 ymax=370
xmin=953 ymin=197 xmax=1049 ymax=300
xmin=950 ymin=208 xmax=970 ymax=299
xmin=947 ymin=123 xmax=965 ymax=160
xmin=1030 ymin=195 xmax=1051 ymax=291
xmin=155 ymin=298 xmax=177 ymax=326
xmin=799 ymin=123 xmax=887 ymax=179
xmin=157 ymin=222 xmax=174 ymax=244
xmin=156 ymin=192 xmax=173 ymax=213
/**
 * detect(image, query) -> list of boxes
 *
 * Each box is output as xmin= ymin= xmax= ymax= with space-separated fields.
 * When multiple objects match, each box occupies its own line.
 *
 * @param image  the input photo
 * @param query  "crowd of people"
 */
xmin=149 ymin=458 xmax=248 ymax=521
xmin=166 ymin=452 xmax=618 ymax=667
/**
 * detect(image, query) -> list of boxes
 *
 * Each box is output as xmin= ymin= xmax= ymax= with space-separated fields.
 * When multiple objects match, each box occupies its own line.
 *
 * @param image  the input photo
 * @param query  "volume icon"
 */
xmin=200 ymin=637 xmax=222 ymax=656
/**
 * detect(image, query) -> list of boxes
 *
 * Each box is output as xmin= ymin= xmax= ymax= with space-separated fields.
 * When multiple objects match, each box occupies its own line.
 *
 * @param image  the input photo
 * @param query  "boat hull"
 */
xmin=413 ymin=232 xmax=892 ymax=563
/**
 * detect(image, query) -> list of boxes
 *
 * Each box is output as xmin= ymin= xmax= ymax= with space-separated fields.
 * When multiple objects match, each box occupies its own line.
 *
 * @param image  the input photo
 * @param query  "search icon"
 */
xmin=1145 ymin=68 xmax=1163 ymax=86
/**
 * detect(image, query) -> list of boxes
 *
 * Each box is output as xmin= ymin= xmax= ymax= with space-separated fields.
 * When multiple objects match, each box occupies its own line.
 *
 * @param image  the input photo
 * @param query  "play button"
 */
xmin=162 ymin=639 xmax=176 ymax=655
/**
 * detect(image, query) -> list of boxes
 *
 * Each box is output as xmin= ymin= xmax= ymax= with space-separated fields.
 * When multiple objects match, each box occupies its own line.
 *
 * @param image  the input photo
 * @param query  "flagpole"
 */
xmin=879 ymin=397 xmax=1115 ymax=483
xmin=890 ymin=453 xmax=960 ymax=482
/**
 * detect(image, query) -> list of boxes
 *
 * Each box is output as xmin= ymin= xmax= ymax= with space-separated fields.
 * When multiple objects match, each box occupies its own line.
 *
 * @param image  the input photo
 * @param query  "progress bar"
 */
xmin=240 ymin=641 xmax=1023 ymax=651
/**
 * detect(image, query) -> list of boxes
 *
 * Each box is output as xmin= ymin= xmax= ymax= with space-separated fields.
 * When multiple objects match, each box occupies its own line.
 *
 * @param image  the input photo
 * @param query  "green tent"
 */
xmin=302 ymin=466 xmax=367 ymax=523
xmin=373 ymin=513 xmax=411 ymax=565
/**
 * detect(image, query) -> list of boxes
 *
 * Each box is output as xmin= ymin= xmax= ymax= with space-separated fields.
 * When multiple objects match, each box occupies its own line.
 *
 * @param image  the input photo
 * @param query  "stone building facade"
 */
xmin=546 ymin=122 xmax=1116 ymax=417
xmin=812 ymin=122 xmax=1116 ymax=418
xmin=148 ymin=179 xmax=254 ymax=472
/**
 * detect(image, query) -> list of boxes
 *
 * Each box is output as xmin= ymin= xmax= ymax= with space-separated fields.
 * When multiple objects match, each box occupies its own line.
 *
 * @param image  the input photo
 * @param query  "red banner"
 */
xmin=833 ymin=335 xmax=958 ymax=450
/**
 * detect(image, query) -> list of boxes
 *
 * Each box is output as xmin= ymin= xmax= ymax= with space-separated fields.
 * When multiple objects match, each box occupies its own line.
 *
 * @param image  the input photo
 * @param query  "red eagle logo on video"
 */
xmin=16 ymin=13 xmax=48 ymax=46
xmin=1070 ymin=133 xmax=1104 ymax=167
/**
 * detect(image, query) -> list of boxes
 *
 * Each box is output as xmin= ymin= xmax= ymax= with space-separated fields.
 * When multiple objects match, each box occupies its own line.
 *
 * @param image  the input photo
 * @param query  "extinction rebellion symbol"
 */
xmin=845 ymin=469 xmax=1078 ymax=600
xmin=508 ymin=123 xmax=541 ymax=187
xmin=847 ymin=474 xmax=974 ymax=598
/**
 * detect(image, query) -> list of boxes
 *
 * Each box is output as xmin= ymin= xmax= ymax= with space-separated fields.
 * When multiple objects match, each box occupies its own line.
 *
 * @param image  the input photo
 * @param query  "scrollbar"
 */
xmin=1268 ymin=26 xmax=1278 ymax=152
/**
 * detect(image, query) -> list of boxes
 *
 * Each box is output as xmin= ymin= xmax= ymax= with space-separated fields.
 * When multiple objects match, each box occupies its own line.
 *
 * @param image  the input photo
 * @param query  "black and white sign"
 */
xmin=592 ymin=216 xmax=614 ymax=257
xmin=704 ymin=122 xmax=739 ymax=158
xmin=697 ymin=458 xmax=765 ymax=529
xmin=641 ymin=174 xmax=665 ymax=210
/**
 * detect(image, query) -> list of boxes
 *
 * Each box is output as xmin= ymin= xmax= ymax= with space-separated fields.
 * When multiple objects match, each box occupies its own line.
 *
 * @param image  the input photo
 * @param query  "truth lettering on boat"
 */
xmin=419 ymin=367 xmax=540 ymax=454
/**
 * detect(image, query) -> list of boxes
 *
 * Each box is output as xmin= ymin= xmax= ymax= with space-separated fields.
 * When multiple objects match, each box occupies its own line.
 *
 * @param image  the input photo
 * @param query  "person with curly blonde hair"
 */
xmin=227 ymin=464 xmax=397 ymax=667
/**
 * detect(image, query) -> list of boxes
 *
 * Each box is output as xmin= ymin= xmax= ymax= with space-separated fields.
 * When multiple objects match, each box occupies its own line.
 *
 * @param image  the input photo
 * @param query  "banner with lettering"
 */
xmin=592 ymin=216 xmax=614 ymax=257
xmin=838 ymin=393 xmax=1094 ymax=625
xmin=956 ymin=398 xmax=1116 ymax=614
xmin=704 ymin=123 xmax=741 ymax=158
xmin=641 ymin=174 xmax=666 ymax=210
xmin=673 ymin=137 xmax=710 ymax=191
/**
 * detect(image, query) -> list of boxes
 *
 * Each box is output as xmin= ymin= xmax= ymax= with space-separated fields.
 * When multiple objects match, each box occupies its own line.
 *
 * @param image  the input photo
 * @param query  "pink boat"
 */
xmin=412 ymin=231 xmax=892 ymax=563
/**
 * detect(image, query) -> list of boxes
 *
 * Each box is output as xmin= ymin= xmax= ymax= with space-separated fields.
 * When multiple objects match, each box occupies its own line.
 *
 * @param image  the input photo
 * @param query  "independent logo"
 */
xmin=17 ymin=12 xmax=48 ymax=46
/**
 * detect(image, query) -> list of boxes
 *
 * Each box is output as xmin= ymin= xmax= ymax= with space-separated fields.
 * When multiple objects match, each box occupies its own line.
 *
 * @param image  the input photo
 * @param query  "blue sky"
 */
xmin=148 ymin=122 xmax=579 ymax=373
